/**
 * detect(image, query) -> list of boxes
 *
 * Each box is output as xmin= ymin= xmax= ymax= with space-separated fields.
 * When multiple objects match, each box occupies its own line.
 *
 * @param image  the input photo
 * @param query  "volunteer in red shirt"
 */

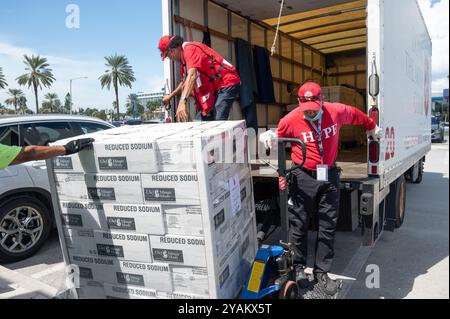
xmin=260 ymin=82 xmax=381 ymax=295
xmin=158 ymin=35 xmax=241 ymax=122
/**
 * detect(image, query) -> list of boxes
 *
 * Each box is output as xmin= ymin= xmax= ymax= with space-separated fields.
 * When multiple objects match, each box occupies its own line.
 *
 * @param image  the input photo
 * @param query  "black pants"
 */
xmin=288 ymin=166 xmax=341 ymax=273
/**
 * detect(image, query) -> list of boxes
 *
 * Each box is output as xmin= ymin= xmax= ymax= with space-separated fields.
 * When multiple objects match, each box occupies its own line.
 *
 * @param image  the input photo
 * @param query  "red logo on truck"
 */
xmin=385 ymin=127 xmax=395 ymax=160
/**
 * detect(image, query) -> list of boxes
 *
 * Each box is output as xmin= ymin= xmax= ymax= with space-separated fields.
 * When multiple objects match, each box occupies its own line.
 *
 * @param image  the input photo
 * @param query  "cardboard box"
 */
xmin=118 ymin=261 xmax=172 ymax=292
xmin=170 ymin=265 xmax=209 ymax=297
xmin=103 ymin=283 xmax=158 ymax=299
xmin=69 ymin=254 xmax=120 ymax=284
xmin=102 ymin=203 xmax=165 ymax=235
xmin=149 ymin=234 xmax=207 ymax=267
xmin=163 ymin=205 xmax=204 ymax=237
xmin=59 ymin=202 xmax=103 ymax=230
xmin=141 ymin=172 xmax=201 ymax=205
xmin=55 ymin=173 xmax=143 ymax=203
xmin=95 ymin=231 xmax=152 ymax=263
xmin=64 ymin=228 xmax=152 ymax=263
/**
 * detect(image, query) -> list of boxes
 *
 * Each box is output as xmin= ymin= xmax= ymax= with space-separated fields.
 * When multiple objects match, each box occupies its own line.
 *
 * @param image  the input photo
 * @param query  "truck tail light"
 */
xmin=369 ymin=107 xmax=379 ymax=125
xmin=369 ymin=141 xmax=380 ymax=163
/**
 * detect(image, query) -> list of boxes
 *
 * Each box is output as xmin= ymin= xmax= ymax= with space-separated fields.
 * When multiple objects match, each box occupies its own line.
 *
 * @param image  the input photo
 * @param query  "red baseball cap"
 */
xmin=298 ymin=82 xmax=322 ymax=111
xmin=158 ymin=35 xmax=174 ymax=61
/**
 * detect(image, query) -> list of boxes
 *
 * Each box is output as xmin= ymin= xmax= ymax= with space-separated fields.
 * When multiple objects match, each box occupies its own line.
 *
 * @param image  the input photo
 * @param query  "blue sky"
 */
xmin=0 ymin=0 xmax=164 ymax=111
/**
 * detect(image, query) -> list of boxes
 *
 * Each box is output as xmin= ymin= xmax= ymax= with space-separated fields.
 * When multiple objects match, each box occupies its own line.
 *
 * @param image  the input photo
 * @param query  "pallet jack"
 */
xmin=241 ymin=138 xmax=307 ymax=299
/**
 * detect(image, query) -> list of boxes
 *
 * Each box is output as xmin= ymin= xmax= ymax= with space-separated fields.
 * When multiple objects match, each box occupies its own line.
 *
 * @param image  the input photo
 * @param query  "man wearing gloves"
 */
xmin=260 ymin=82 xmax=381 ymax=295
xmin=0 ymin=138 xmax=94 ymax=171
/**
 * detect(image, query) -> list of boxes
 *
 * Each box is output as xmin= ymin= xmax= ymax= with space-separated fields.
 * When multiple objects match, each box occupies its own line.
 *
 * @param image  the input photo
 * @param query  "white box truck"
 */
xmin=162 ymin=0 xmax=432 ymax=246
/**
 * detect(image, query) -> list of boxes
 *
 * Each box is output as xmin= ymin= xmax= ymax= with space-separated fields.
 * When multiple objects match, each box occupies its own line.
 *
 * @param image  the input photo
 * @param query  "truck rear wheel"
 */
xmin=386 ymin=175 xmax=407 ymax=229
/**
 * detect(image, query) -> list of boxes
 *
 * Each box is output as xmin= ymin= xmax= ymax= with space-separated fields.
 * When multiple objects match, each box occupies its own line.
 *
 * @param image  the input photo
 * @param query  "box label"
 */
xmin=98 ymin=157 xmax=128 ymax=170
xmin=144 ymin=188 xmax=176 ymax=202
xmin=79 ymin=267 xmax=93 ymax=280
xmin=152 ymin=248 xmax=184 ymax=263
xmin=116 ymin=272 xmax=145 ymax=287
xmin=107 ymin=217 xmax=136 ymax=231
xmin=53 ymin=157 xmax=73 ymax=170
xmin=97 ymin=244 xmax=124 ymax=257
xmin=214 ymin=209 xmax=225 ymax=230
xmin=62 ymin=214 xmax=83 ymax=227
xmin=88 ymin=188 xmax=116 ymax=200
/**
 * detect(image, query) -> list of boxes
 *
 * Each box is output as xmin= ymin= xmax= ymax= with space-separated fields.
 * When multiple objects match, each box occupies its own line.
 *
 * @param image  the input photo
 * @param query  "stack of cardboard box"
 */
xmin=49 ymin=121 xmax=257 ymax=299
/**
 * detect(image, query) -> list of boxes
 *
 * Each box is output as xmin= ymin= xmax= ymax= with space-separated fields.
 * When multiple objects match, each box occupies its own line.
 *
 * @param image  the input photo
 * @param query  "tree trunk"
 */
xmin=14 ymin=101 xmax=17 ymax=114
xmin=33 ymin=81 xmax=39 ymax=114
xmin=114 ymin=77 xmax=119 ymax=121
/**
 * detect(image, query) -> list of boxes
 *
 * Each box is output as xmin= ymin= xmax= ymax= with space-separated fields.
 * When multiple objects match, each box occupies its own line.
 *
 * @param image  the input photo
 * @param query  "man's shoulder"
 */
xmin=280 ymin=108 xmax=302 ymax=125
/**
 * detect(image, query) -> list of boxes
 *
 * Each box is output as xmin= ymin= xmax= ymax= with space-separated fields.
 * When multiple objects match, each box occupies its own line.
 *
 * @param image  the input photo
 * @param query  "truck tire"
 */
xmin=0 ymin=196 xmax=52 ymax=264
xmin=412 ymin=159 xmax=424 ymax=184
xmin=386 ymin=175 xmax=407 ymax=229
xmin=407 ymin=159 xmax=424 ymax=184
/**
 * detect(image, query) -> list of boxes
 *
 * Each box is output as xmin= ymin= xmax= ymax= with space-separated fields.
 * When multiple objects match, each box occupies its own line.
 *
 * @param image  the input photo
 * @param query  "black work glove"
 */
xmin=64 ymin=138 xmax=94 ymax=155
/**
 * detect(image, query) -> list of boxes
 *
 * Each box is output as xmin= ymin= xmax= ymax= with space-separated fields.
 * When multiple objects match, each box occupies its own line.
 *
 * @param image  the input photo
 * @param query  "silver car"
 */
xmin=0 ymin=115 xmax=114 ymax=263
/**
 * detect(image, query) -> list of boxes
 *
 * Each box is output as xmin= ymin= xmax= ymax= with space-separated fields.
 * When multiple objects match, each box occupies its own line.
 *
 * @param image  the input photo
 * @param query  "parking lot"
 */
xmin=1 ymin=141 xmax=448 ymax=299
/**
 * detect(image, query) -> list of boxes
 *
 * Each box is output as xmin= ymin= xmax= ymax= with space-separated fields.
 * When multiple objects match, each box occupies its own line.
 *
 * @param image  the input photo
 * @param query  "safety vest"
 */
xmin=181 ymin=42 xmax=237 ymax=116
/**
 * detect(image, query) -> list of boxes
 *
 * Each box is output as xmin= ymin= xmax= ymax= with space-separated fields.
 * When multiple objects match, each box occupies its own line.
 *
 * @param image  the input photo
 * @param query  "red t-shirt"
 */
xmin=277 ymin=102 xmax=376 ymax=171
xmin=182 ymin=42 xmax=240 ymax=91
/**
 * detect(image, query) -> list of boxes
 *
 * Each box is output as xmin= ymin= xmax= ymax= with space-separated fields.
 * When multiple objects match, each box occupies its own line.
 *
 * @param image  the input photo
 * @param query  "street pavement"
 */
xmin=0 ymin=142 xmax=448 ymax=299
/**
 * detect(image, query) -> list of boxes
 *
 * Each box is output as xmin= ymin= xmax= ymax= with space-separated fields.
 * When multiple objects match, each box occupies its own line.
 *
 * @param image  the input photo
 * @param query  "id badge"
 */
xmin=316 ymin=165 xmax=328 ymax=182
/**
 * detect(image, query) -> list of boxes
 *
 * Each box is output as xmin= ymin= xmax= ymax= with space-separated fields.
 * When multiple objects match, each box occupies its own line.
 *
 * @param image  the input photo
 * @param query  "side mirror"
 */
xmin=369 ymin=73 xmax=379 ymax=98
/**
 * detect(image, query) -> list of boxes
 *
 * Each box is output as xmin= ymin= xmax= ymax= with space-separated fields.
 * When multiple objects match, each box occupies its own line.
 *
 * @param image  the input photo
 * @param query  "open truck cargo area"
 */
xmin=163 ymin=0 xmax=432 ymax=247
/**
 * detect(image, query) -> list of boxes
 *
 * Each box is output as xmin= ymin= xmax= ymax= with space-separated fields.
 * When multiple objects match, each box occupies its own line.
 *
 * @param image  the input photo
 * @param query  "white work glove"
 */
xmin=259 ymin=130 xmax=277 ymax=150
xmin=367 ymin=125 xmax=382 ymax=142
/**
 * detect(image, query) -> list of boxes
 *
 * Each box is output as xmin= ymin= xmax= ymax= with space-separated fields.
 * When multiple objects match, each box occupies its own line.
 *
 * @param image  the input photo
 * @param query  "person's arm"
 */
xmin=162 ymin=80 xmax=185 ymax=106
xmin=11 ymin=145 xmax=65 ymax=165
xmin=10 ymin=138 xmax=94 ymax=166
xmin=176 ymin=67 xmax=197 ymax=122
xmin=338 ymin=104 xmax=382 ymax=141
xmin=339 ymin=104 xmax=376 ymax=130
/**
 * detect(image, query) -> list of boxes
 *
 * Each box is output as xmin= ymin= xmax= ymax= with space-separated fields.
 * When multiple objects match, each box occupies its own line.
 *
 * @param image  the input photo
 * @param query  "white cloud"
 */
xmin=0 ymin=41 xmax=162 ymax=113
xmin=418 ymin=0 xmax=449 ymax=93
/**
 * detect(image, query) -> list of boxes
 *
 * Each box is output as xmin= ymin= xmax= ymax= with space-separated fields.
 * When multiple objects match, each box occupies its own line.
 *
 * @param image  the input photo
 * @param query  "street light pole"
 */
xmin=69 ymin=77 xmax=88 ymax=114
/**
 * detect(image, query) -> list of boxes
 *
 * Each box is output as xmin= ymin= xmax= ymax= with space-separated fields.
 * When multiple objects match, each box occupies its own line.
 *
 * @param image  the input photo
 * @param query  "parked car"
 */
xmin=431 ymin=116 xmax=445 ymax=143
xmin=0 ymin=115 xmax=114 ymax=263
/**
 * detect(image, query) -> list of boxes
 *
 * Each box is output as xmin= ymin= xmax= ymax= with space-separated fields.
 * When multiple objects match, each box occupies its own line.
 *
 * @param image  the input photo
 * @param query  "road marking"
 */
xmin=337 ymin=246 xmax=373 ymax=299
xmin=31 ymin=263 xmax=65 ymax=280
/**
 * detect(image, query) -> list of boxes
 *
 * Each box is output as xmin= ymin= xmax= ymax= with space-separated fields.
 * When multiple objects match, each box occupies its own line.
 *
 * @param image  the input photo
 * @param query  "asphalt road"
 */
xmin=2 ymin=142 xmax=448 ymax=299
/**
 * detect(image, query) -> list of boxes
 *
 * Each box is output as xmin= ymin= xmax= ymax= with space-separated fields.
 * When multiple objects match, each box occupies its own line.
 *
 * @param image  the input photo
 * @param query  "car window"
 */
xmin=77 ymin=122 xmax=112 ymax=134
xmin=431 ymin=117 xmax=439 ymax=125
xmin=21 ymin=122 xmax=74 ymax=146
xmin=0 ymin=125 xmax=20 ymax=146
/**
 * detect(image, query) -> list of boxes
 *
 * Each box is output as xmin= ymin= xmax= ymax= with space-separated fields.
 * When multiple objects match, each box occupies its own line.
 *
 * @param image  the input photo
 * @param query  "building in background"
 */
xmin=135 ymin=90 xmax=164 ymax=106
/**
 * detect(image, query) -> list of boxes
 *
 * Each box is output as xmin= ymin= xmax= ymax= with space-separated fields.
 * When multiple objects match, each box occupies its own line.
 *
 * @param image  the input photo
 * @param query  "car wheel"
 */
xmin=0 ymin=196 xmax=52 ymax=264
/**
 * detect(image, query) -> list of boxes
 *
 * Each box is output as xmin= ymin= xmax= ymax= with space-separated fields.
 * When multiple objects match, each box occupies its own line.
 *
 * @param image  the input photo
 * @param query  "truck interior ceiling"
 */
xmin=176 ymin=0 xmax=369 ymax=179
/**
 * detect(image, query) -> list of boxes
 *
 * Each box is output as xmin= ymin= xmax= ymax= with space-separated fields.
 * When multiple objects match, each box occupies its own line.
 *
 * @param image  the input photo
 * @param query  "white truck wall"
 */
xmin=368 ymin=0 xmax=432 ymax=187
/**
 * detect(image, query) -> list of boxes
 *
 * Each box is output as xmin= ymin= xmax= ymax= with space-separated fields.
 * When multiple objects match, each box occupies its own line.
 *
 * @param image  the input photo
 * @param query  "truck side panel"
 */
xmin=375 ymin=0 xmax=432 ymax=187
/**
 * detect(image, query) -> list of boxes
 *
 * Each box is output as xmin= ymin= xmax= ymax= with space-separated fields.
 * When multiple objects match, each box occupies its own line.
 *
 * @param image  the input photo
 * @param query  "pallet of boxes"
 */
xmin=47 ymin=121 xmax=257 ymax=299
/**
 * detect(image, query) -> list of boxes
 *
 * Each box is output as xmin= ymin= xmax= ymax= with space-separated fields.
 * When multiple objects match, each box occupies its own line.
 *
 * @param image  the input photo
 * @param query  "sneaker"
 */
xmin=295 ymin=266 xmax=310 ymax=288
xmin=314 ymin=272 xmax=341 ymax=296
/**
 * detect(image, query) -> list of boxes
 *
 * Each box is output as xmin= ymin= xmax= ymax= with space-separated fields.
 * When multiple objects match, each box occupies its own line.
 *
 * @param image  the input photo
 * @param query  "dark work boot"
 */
xmin=314 ymin=272 xmax=341 ymax=296
xmin=295 ymin=266 xmax=310 ymax=288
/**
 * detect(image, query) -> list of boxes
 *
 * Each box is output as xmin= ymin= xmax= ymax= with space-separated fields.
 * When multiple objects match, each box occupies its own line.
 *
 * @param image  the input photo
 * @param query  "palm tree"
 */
xmin=0 ymin=67 xmax=7 ymax=89
xmin=4 ymin=89 xmax=25 ymax=113
xmin=99 ymin=54 xmax=135 ymax=120
xmin=41 ymin=93 xmax=62 ymax=113
xmin=16 ymin=55 xmax=55 ymax=114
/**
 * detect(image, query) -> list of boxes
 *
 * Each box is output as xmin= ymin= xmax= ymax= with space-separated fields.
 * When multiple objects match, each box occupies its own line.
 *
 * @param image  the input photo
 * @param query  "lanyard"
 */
xmin=307 ymin=116 xmax=324 ymax=164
